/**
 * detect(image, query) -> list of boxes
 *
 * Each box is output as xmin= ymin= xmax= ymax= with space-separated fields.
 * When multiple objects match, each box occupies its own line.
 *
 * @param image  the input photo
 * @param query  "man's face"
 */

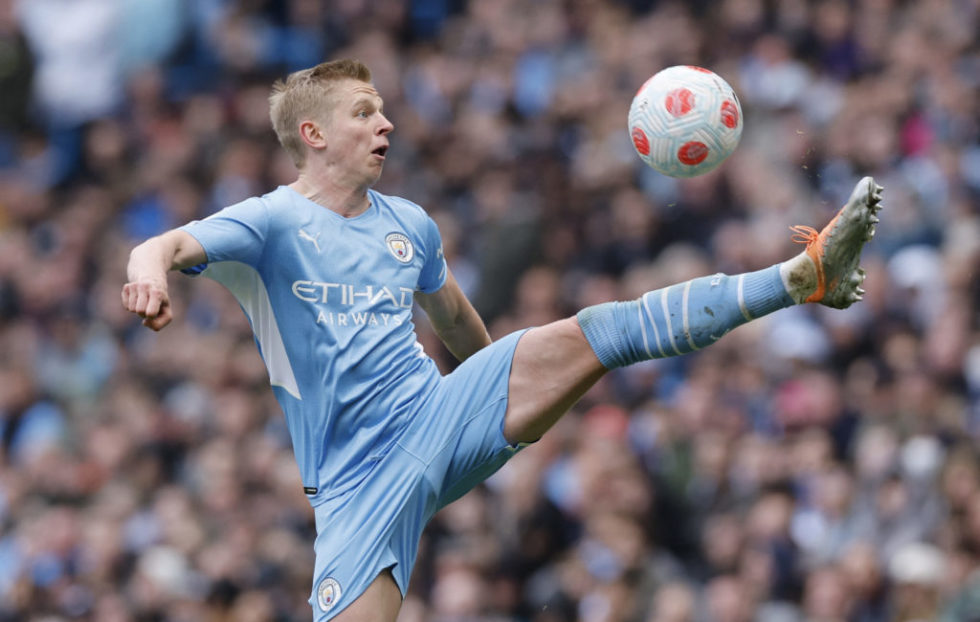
xmin=319 ymin=79 xmax=393 ymax=187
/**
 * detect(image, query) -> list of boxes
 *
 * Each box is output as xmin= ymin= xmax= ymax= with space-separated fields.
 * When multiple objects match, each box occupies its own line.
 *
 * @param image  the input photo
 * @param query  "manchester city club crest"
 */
xmin=385 ymin=232 xmax=414 ymax=263
xmin=316 ymin=577 xmax=342 ymax=613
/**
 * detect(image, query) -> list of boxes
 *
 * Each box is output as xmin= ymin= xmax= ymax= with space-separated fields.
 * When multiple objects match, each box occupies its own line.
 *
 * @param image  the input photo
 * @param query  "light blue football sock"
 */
xmin=576 ymin=265 xmax=795 ymax=369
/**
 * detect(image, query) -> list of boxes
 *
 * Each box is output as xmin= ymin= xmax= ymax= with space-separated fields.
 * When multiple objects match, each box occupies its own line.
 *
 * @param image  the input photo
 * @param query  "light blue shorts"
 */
xmin=308 ymin=330 xmax=529 ymax=620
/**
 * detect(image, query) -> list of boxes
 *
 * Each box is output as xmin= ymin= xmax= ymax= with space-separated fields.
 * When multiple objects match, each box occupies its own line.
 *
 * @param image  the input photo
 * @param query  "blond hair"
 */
xmin=269 ymin=59 xmax=372 ymax=167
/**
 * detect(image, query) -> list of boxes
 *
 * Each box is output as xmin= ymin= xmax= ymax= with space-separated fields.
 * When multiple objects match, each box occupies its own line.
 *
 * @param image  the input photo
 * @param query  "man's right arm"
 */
xmin=122 ymin=230 xmax=207 ymax=331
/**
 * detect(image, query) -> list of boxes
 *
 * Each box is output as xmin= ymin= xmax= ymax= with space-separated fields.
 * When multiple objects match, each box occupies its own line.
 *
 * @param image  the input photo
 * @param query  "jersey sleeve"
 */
xmin=178 ymin=198 xmax=269 ymax=272
xmin=417 ymin=214 xmax=448 ymax=293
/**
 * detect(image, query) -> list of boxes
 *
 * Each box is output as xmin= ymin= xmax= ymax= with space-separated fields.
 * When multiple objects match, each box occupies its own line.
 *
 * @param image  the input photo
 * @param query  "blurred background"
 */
xmin=0 ymin=0 xmax=978 ymax=620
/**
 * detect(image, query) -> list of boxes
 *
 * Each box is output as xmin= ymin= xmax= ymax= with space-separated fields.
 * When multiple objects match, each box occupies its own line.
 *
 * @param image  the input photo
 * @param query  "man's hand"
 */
xmin=121 ymin=278 xmax=173 ymax=331
xmin=121 ymin=230 xmax=206 ymax=332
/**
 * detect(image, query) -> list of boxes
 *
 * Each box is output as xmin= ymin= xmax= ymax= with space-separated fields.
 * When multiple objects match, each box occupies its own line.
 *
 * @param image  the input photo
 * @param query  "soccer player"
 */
xmin=121 ymin=59 xmax=883 ymax=622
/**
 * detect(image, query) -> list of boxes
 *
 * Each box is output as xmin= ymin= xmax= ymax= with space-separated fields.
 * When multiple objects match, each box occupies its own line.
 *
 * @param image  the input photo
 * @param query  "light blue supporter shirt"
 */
xmin=179 ymin=187 xmax=448 ymax=505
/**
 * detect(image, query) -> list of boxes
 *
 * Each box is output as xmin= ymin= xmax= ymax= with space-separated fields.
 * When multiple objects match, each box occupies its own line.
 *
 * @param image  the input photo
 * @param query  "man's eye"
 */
xmin=357 ymin=111 xmax=368 ymax=118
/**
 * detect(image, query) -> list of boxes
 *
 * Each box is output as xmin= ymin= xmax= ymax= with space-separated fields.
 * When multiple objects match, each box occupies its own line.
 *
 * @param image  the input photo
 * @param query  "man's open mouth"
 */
xmin=372 ymin=146 xmax=388 ymax=157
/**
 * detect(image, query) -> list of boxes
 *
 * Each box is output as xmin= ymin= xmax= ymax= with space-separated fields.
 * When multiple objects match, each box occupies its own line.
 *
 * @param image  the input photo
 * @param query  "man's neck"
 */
xmin=289 ymin=172 xmax=371 ymax=219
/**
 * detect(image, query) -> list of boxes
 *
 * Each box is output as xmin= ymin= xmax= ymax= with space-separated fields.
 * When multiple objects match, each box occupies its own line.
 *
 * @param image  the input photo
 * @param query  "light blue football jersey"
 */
xmin=179 ymin=187 xmax=447 ymax=505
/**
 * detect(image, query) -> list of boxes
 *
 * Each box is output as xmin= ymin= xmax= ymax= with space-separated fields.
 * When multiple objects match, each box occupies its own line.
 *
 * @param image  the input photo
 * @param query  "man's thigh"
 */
xmin=329 ymin=570 xmax=401 ymax=622
xmin=309 ymin=446 xmax=427 ymax=621
xmin=502 ymin=317 xmax=607 ymax=443
xmin=407 ymin=321 xmax=605 ymax=501
xmin=398 ymin=329 xmax=528 ymax=510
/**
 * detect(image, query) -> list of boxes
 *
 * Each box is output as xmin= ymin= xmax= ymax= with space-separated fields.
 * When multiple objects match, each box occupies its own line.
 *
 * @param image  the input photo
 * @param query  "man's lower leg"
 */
xmin=577 ymin=176 xmax=883 ymax=370
xmin=577 ymin=265 xmax=792 ymax=368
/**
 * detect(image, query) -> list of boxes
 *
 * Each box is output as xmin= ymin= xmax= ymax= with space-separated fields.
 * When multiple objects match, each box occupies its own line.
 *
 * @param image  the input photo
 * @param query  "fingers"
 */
xmin=142 ymin=303 xmax=173 ymax=331
xmin=121 ymin=280 xmax=172 ymax=329
xmin=121 ymin=282 xmax=141 ymax=314
xmin=121 ymin=282 xmax=134 ymax=310
xmin=122 ymin=280 xmax=166 ymax=315
xmin=135 ymin=287 xmax=151 ymax=316
xmin=143 ymin=287 xmax=164 ymax=318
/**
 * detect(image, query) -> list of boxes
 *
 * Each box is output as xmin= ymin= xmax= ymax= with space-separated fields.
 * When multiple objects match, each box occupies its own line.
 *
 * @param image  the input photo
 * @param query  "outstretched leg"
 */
xmin=503 ymin=177 xmax=884 ymax=444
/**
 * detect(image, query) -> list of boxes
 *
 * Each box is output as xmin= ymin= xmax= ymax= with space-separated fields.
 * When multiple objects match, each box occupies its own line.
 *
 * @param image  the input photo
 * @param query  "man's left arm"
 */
xmin=416 ymin=269 xmax=491 ymax=362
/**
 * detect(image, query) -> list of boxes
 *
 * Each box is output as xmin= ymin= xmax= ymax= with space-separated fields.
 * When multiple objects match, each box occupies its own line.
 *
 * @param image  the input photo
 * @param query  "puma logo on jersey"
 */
xmin=298 ymin=228 xmax=322 ymax=253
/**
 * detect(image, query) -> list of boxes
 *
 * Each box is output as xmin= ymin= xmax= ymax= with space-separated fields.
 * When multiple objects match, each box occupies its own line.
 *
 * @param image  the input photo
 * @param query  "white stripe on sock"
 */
xmin=660 ymin=287 xmax=682 ymax=356
xmin=636 ymin=303 xmax=653 ymax=359
xmin=641 ymin=293 xmax=667 ymax=359
xmin=682 ymin=280 xmax=700 ymax=351
xmin=737 ymin=274 xmax=753 ymax=321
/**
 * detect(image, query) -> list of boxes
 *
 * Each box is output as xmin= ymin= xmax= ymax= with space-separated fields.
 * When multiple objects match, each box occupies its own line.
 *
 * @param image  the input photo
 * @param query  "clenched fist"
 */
xmin=121 ymin=278 xmax=173 ymax=331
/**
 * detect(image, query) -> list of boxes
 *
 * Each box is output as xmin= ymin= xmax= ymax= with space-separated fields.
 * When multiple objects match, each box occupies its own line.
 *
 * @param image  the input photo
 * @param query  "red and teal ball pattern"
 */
xmin=629 ymin=65 xmax=743 ymax=178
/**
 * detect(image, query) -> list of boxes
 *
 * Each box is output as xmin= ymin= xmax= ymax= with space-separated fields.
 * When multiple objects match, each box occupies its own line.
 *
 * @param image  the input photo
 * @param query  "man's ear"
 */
xmin=298 ymin=120 xmax=327 ymax=150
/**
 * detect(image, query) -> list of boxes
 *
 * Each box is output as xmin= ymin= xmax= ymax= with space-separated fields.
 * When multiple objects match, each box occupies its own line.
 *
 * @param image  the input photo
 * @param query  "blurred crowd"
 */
xmin=0 ymin=0 xmax=978 ymax=621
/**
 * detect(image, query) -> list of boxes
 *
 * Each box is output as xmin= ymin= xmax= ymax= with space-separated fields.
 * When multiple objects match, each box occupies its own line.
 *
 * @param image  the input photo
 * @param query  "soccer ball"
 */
xmin=628 ymin=65 xmax=743 ymax=178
